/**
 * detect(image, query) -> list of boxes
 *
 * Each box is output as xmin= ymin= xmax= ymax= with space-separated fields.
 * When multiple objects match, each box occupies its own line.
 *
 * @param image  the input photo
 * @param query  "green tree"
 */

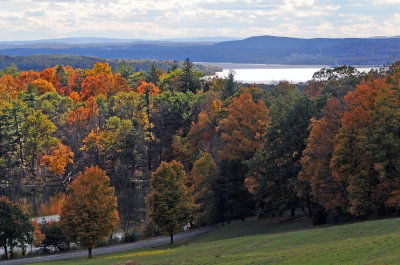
xmin=222 ymin=70 xmax=239 ymax=100
xmin=116 ymin=61 xmax=133 ymax=80
xmin=147 ymin=161 xmax=194 ymax=244
xmin=0 ymin=197 xmax=34 ymax=259
xmin=247 ymin=93 xmax=313 ymax=216
xmin=152 ymin=91 xmax=201 ymax=163
xmin=179 ymin=58 xmax=201 ymax=93
xmin=0 ymin=64 xmax=18 ymax=78
xmin=0 ymin=102 xmax=25 ymax=198
xmin=40 ymin=220 xmax=70 ymax=252
xmin=146 ymin=63 xmax=162 ymax=85
xmin=60 ymin=166 xmax=119 ymax=258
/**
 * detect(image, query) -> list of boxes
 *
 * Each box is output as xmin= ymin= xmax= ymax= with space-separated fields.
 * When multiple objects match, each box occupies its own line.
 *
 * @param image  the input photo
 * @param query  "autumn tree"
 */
xmin=85 ymin=62 xmax=112 ymax=76
xmin=30 ymin=79 xmax=56 ymax=95
xmin=40 ymin=142 xmax=74 ymax=176
xmin=0 ymin=74 xmax=18 ymax=99
xmin=60 ymin=166 xmax=119 ymax=258
xmin=188 ymin=92 xmax=223 ymax=156
xmin=216 ymin=90 xmax=270 ymax=222
xmin=21 ymin=109 xmax=58 ymax=176
xmin=32 ymin=219 xmax=45 ymax=247
xmin=81 ymin=116 xmax=147 ymax=190
xmin=147 ymin=161 xmax=194 ymax=244
xmin=299 ymin=98 xmax=348 ymax=218
xmin=136 ymin=81 xmax=159 ymax=169
xmin=80 ymin=73 xmax=112 ymax=100
xmin=331 ymin=77 xmax=400 ymax=216
xmin=218 ymin=91 xmax=269 ymax=161
xmin=16 ymin=71 xmax=39 ymax=92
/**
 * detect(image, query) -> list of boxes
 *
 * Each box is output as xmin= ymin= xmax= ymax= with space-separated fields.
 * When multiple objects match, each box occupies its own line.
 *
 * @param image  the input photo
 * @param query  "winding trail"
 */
xmin=0 ymin=226 xmax=218 ymax=265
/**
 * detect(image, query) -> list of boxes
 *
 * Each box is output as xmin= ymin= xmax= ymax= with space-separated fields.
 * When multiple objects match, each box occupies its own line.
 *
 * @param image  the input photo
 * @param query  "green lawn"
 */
xmin=35 ymin=216 xmax=400 ymax=265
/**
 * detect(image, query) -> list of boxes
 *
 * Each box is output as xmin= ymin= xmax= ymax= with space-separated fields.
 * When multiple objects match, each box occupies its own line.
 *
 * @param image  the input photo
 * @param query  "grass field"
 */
xmin=35 ymin=216 xmax=400 ymax=265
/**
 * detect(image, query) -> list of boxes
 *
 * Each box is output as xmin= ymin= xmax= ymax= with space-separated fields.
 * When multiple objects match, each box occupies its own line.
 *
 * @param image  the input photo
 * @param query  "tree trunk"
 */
xmin=170 ymin=234 xmax=173 ymax=245
xmin=291 ymin=207 xmax=295 ymax=217
xmin=88 ymin=247 xmax=92 ymax=258
xmin=4 ymin=245 xmax=7 ymax=259
xmin=307 ymin=194 xmax=312 ymax=217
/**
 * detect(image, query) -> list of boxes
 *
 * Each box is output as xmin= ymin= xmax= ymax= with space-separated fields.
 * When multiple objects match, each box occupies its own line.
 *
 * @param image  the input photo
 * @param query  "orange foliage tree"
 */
xmin=16 ymin=71 xmax=40 ymax=92
xmin=299 ymin=98 xmax=348 ymax=214
xmin=111 ymin=73 xmax=130 ymax=93
xmin=218 ymin=91 xmax=270 ymax=161
xmin=32 ymin=220 xmax=45 ymax=247
xmin=0 ymin=74 xmax=18 ymax=99
xmin=136 ymin=81 xmax=160 ymax=96
xmin=39 ymin=67 xmax=58 ymax=87
xmin=331 ymin=77 xmax=400 ymax=216
xmin=67 ymin=96 xmax=98 ymax=129
xmin=80 ymin=73 xmax=112 ymax=100
xmin=60 ymin=166 xmax=119 ymax=258
xmin=40 ymin=142 xmax=74 ymax=176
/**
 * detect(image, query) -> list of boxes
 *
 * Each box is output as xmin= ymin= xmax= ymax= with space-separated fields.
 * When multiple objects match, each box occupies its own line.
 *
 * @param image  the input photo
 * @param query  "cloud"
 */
xmin=373 ymin=0 xmax=400 ymax=4
xmin=0 ymin=0 xmax=398 ymax=40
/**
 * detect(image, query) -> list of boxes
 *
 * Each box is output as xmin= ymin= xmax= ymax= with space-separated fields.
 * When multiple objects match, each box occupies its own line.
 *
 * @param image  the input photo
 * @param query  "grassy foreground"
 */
xmin=36 ymin=216 xmax=400 ymax=265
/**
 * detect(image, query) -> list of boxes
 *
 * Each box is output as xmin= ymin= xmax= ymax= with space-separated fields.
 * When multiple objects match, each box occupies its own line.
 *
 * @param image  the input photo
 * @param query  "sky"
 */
xmin=0 ymin=0 xmax=400 ymax=41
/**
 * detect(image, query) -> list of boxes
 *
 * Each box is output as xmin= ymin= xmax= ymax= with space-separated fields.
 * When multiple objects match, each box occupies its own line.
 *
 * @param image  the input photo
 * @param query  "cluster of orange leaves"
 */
xmin=40 ymin=143 xmax=74 ymax=176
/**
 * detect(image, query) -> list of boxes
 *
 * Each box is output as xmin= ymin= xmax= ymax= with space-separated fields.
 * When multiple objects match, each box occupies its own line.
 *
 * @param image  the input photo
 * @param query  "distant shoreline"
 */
xmin=197 ymin=62 xmax=380 ymax=70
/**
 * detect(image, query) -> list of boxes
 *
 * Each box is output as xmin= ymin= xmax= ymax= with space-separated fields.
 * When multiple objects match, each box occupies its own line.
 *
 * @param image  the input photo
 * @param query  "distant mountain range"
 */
xmin=0 ymin=37 xmax=241 ymax=45
xmin=1 ymin=35 xmax=400 ymax=65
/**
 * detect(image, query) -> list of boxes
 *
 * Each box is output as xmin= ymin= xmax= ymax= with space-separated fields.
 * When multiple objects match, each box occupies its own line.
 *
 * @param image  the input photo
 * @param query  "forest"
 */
xmin=0 ymin=55 xmax=221 ymax=74
xmin=1 ymin=58 xmax=400 ymax=257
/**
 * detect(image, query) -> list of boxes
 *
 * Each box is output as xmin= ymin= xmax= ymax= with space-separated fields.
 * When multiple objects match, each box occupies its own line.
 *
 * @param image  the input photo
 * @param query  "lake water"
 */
xmin=198 ymin=62 xmax=374 ymax=84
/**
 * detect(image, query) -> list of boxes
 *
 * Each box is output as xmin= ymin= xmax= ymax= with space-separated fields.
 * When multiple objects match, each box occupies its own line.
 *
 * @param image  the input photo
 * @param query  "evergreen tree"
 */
xmin=247 ymin=93 xmax=313 ymax=216
xmin=0 ymin=197 xmax=34 ymax=259
xmin=180 ymin=58 xmax=201 ymax=93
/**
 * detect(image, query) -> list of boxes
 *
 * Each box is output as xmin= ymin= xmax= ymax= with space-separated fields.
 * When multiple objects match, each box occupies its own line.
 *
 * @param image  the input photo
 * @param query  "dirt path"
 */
xmin=0 ymin=226 xmax=218 ymax=265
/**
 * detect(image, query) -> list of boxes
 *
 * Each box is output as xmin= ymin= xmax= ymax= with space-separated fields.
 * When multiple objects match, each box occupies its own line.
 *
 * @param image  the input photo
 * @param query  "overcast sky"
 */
xmin=1 ymin=0 xmax=400 ymax=41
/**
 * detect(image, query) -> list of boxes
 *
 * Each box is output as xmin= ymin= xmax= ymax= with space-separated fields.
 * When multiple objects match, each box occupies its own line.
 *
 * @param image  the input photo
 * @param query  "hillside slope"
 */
xmin=34 ymin=216 xmax=400 ymax=265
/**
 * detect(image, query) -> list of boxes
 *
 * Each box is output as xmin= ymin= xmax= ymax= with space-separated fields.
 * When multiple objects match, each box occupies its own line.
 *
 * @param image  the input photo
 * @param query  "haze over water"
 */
xmin=205 ymin=63 xmax=374 ymax=84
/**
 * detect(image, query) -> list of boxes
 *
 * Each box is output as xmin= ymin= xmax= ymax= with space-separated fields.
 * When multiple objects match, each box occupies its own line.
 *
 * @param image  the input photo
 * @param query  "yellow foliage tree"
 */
xmin=31 ymin=79 xmax=56 ymax=95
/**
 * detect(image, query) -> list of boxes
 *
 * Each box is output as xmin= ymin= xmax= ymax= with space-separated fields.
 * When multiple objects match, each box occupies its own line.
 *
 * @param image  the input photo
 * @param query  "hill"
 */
xmin=1 ymin=35 xmax=400 ymax=65
xmin=34 ymin=217 xmax=400 ymax=264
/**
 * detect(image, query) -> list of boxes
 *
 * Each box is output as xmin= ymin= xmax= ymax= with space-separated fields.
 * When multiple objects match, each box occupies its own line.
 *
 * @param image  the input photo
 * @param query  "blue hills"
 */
xmin=1 ymin=35 xmax=400 ymax=65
